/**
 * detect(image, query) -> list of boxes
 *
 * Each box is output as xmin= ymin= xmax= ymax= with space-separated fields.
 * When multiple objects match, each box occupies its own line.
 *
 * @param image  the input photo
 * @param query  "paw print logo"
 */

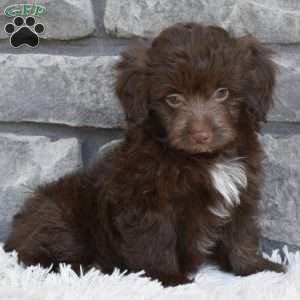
xmin=4 ymin=16 xmax=45 ymax=48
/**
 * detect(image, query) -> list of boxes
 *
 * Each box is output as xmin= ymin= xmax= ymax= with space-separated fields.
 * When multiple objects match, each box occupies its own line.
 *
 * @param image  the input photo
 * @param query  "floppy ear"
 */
xmin=237 ymin=36 xmax=277 ymax=124
xmin=115 ymin=42 xmax=149 ymax=126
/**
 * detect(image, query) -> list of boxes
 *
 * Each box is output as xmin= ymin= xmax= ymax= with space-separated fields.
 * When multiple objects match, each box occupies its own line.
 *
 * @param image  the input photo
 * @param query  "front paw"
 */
xmin=233 ymin=257 xmax=286 ymax=276
xmin=160 ymin=274 xmax=193 ymax=287
xmin=263 ymin=260 xmax=286 ymax=273
xmin=148 ymin=272 xmax=193 ymax=287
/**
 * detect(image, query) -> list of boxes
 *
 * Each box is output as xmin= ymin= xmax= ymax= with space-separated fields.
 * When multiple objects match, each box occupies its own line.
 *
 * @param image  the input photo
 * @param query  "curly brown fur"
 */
xmin=4 ymin=23 xmax=284 ymax=287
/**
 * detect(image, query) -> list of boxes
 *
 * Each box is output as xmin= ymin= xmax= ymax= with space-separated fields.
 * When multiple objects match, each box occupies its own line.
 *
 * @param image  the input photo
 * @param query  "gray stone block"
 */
xmin=0 ymin=0 xmax=95 ymax=40
xmin=270 ymin=49 xmax=300 ymax=122
xmin=104 ymin=0 xmax=235 ymax=38
xmin=0 ymin=54 xmax=124 ymax=128
xmin=259 ymin=134 xmax=300 ymax=247
xmin=104 ymin=0 xmax=300 ymax=43
xmin=0 ymin=45 xmax=299 ymax=126
xmin=225 ymin=0 xmax=300 ymax=44
xmin=0 ymin=48 xmax=298 ymax=128
xmin=0 ymin=133 xmax=82 ymax=240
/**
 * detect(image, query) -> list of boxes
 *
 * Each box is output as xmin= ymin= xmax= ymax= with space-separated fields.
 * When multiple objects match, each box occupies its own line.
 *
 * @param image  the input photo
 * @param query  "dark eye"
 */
xmin=166 ymin=94 xmax=184 ymax=108
xmin=213 ymin=88 xmax=229 ymax=102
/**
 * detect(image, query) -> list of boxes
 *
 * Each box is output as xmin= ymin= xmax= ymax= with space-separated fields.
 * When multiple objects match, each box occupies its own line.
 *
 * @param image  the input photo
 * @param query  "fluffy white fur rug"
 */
xmin=0 ymin=244 xmax=299 ymax=300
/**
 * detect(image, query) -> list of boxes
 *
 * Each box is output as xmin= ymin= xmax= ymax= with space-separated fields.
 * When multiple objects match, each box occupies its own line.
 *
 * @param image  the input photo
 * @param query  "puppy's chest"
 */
xmin=180 ymin=158 xmax=248 ymax=255
xmin=208 ymin=158 xmax=248 ymax=218
xmin=175 ymin=158 xmax=248 ymax=219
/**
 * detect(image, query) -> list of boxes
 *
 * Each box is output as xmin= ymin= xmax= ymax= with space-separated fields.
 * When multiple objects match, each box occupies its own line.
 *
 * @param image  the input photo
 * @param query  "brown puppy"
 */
xmin=4 ymin=23 xmax=284 ymax=286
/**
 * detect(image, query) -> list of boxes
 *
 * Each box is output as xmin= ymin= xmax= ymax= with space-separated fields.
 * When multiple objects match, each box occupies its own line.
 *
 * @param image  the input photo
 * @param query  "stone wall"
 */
xmin=0 ymin=0 xmax=299 ymax=252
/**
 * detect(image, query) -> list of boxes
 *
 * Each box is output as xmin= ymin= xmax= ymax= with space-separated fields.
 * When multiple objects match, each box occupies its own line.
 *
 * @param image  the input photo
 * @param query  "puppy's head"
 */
xmin=116 ymin=23 xmax=276 ymax=154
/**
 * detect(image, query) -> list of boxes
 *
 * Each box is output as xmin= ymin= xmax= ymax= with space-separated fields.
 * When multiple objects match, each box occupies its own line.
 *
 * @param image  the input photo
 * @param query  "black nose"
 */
xmin=191 ymin=130 xmax=212 ymax=144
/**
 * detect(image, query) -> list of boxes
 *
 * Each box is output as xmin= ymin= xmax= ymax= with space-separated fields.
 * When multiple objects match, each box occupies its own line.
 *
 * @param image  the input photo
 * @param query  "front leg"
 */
xmin=212 ymin=209 xmax=285 ymax=275
xmin=111 ymin=205 xmax=190 ymax=286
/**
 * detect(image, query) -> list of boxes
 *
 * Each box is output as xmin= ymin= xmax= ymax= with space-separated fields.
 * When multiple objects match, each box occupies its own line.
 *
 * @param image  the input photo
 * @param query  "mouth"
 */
xmin=170 ymin=135 xmax=216 ymax=154
xmin=179 ymin=140 xmax=215 ymax=154
xmin=189 ymin=144 xmax=214 ymax=154
xmin=187 ymin=135 xmax=215 ymax=153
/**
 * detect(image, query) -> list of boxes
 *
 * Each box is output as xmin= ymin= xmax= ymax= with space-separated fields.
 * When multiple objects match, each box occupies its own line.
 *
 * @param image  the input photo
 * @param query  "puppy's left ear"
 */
xmin=115 ymin=41 xmax=149 ymax=126
xmin=237 ymin=36 xmax=277 ymax=124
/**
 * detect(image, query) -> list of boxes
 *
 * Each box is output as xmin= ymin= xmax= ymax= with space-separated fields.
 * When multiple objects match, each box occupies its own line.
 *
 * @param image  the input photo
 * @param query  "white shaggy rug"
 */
xmin=0 ymin=245 xmax=299 ymax=300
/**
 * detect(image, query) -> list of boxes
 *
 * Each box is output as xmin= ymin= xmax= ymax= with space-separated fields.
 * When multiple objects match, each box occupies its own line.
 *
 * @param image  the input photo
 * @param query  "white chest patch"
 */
xmin=209 ymin=158 xmax=247 ymax=218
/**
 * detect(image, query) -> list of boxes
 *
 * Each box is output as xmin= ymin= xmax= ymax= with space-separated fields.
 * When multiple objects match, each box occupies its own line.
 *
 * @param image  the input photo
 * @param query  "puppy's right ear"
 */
xmin=115 ymin=42 xmax=149 ymax=126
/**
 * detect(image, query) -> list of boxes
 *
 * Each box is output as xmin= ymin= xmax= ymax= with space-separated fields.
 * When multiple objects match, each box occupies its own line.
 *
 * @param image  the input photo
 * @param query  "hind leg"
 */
xmin=4 ymin=195 xmax=88 ymax=271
